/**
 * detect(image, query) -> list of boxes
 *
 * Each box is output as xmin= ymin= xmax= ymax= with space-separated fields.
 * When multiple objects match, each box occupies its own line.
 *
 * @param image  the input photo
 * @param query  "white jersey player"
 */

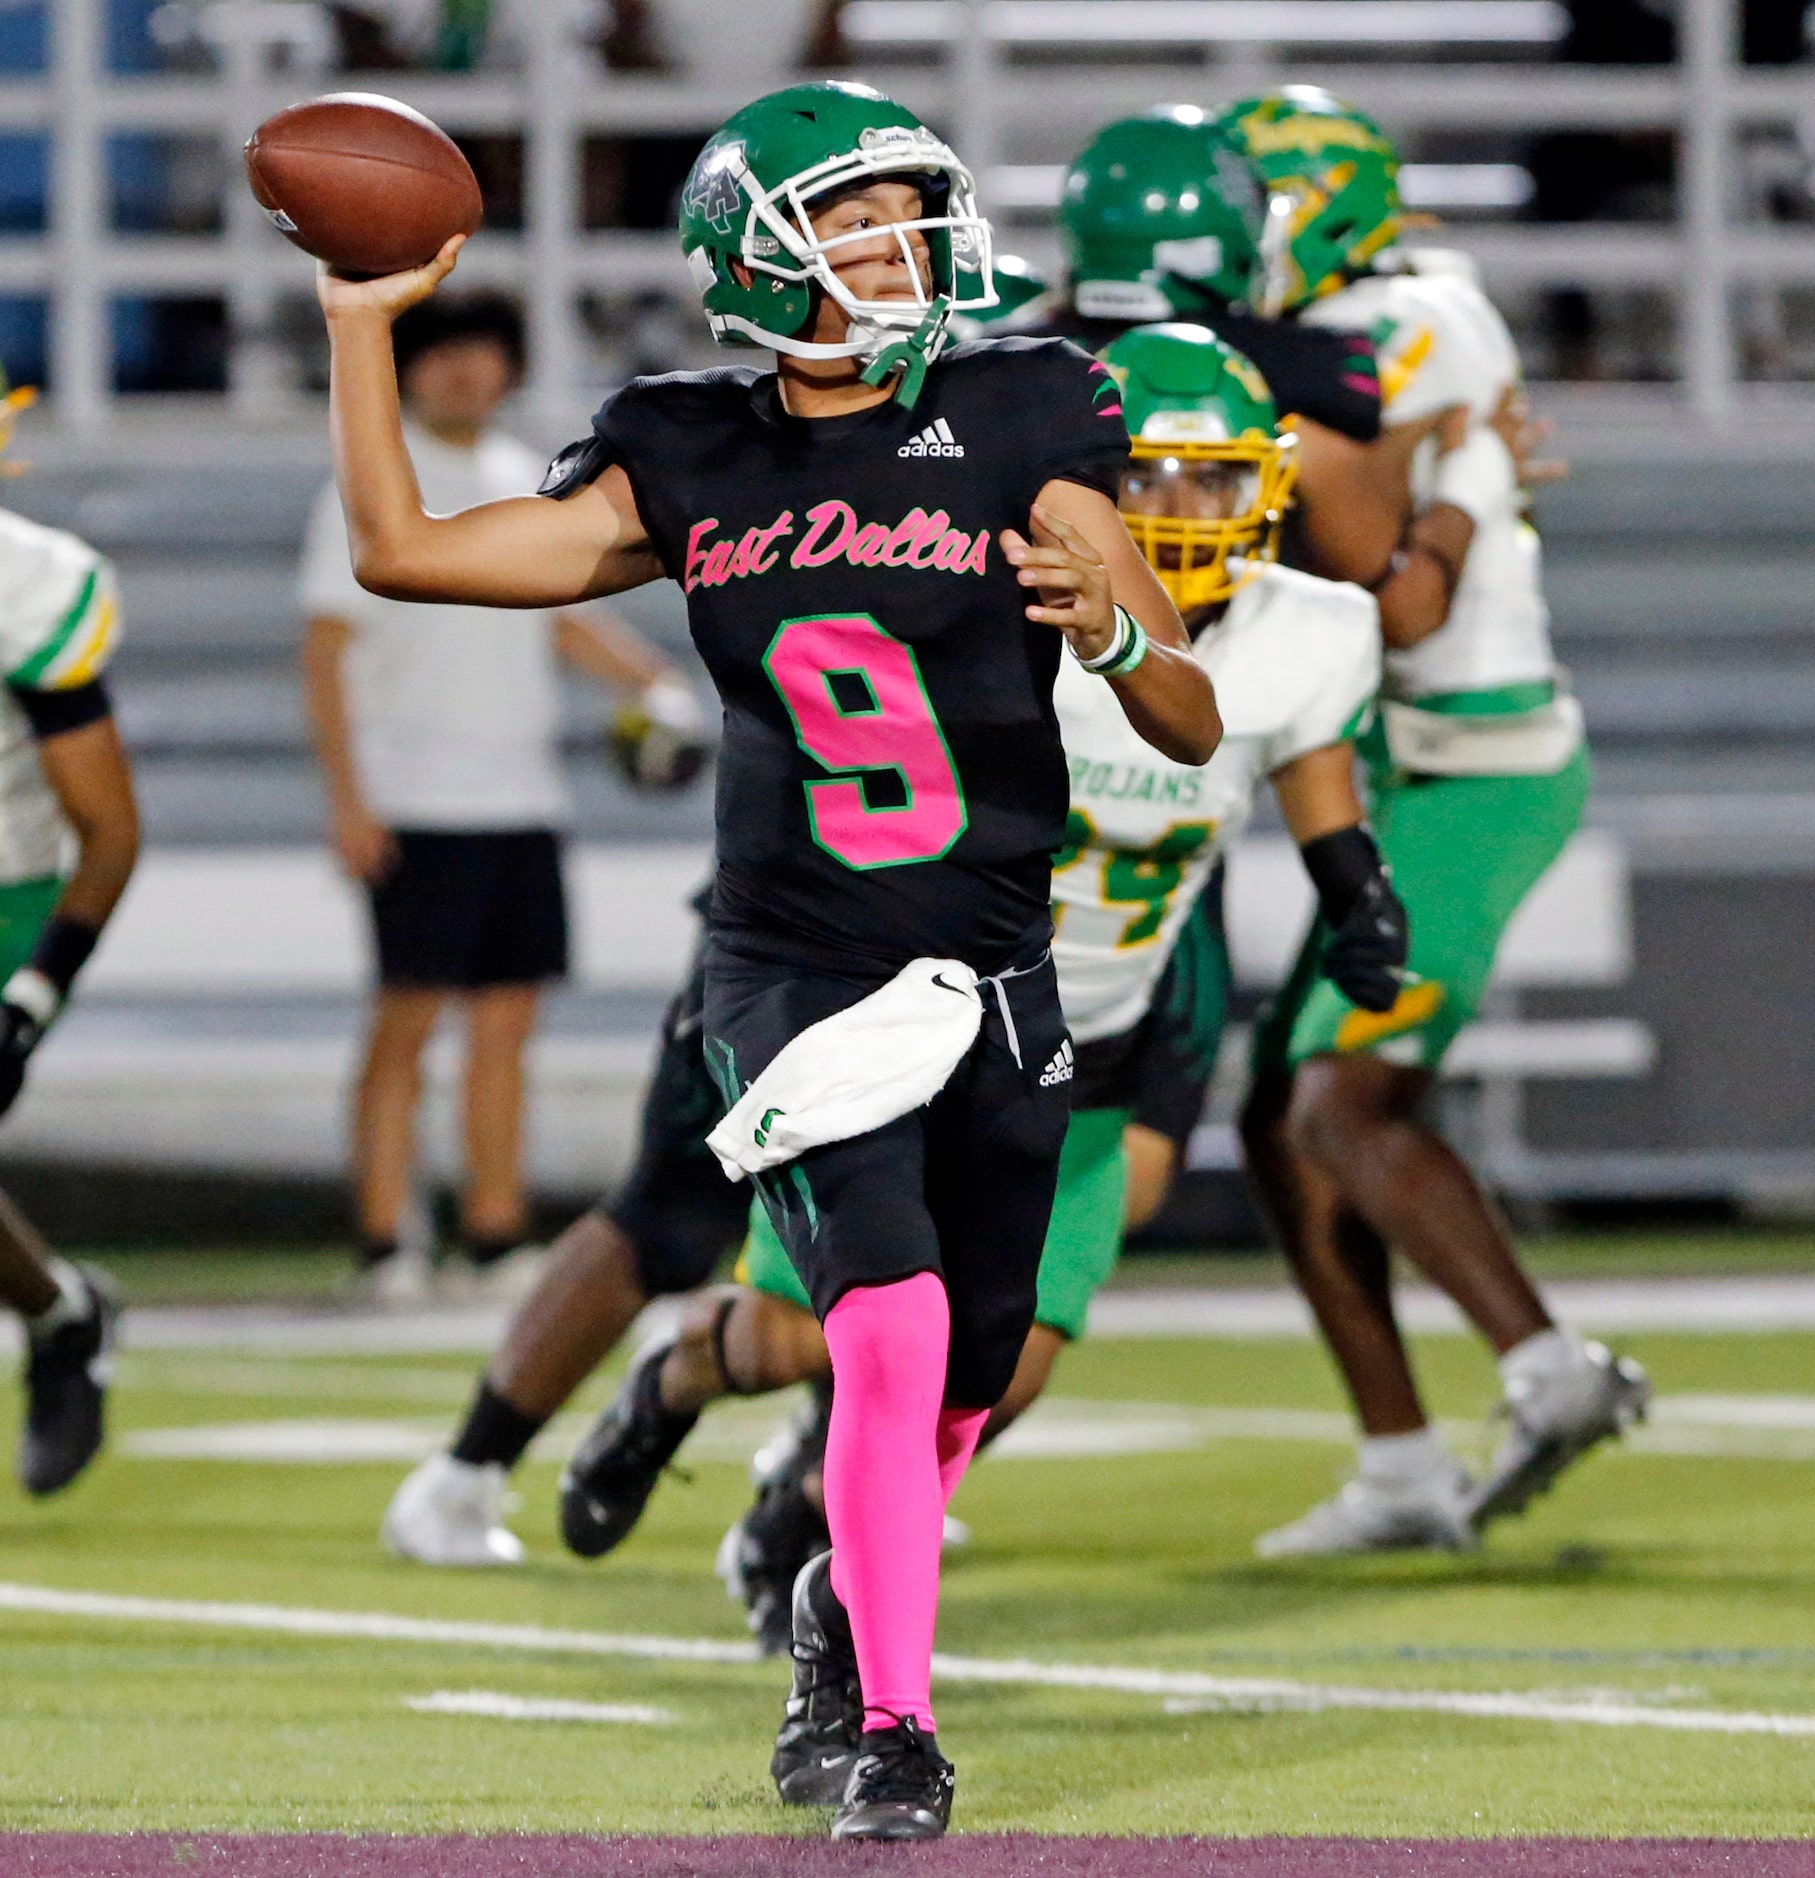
xmin=1053 ymin=556 xmax=1380 ymax=1047
xmin=0 ymin=401 xmax=140 ymax=1498
xmin=1213 ymin=87 xmax=1648 ymax=1557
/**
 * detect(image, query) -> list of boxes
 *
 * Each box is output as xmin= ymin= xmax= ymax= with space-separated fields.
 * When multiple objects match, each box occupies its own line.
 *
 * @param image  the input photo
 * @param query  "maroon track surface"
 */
xmin=6 ymin=1839 xmax=1811 ymax=1877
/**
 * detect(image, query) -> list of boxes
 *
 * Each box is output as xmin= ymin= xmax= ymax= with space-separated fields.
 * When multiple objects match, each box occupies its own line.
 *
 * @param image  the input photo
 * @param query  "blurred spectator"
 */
xmin=297 ymin=292 xmax=698 ymax=1301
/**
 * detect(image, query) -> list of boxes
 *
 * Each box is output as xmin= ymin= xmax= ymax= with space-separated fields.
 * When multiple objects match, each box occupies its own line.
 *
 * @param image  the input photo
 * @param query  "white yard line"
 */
xmin=2 ymin=1581 xmax=1810 ymax=1742
xmin=406 ymin=1691 xmax=674 ymax=1725
xmin=0 ymin=1582 xmax=760 ymax=1666
xmin=18 ymin=1273 xmax=1800 ymax=1361
xmin=1088 ymin=1275 xmax=1815 ymax=1339
xmin=1152 ymin=1688 xmax=1815 ymax=1737
xmin=118 ymin=1393 xmax=1815 ymax=1466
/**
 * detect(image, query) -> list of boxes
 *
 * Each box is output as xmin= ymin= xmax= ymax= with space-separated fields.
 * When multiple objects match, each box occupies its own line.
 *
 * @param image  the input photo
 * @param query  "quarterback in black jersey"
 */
xmin=319 ymin=80 xmax=1216 ymax=1842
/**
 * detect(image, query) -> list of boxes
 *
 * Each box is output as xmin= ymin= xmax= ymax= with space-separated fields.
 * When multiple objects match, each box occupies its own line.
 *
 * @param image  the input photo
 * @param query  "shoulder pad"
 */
xmin=945 ymin=333 xmax=1092 ymax=370
xmin=1206 ymin=567 xmax=1379 ymax=740
xmin=1316 ymin=272 xmax=1515 ymax=425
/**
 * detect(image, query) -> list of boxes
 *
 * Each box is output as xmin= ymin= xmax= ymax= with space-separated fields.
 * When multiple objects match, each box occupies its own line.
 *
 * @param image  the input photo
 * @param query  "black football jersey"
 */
xmin=1025 ymin=301 xmax=1381 ymax=444
xmin=547 ymin=337 xmax=1129 ymax=978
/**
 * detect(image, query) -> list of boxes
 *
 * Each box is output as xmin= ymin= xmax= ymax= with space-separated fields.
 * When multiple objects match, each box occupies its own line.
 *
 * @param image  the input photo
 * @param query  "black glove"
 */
xmin=0 ymin=990 xmax=51 ymax=1120
xmin=608 ymin=678 xmax=712 ymax=793
xmin=0 ymin=918 xmax=97 ymax=1122
xmin=1299 ymin=825 xmax=1409 ymax=1016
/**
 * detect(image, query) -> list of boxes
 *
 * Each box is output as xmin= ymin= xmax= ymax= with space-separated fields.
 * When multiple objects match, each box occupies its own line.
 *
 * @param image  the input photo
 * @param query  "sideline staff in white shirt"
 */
xmin=299 ymin=292 xmax=707 ymax=1299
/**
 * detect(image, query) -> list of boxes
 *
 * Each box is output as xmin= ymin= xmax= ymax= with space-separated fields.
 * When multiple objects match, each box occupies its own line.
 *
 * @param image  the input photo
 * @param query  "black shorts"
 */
xmin=603 ymin=933 xmax=750 ymax=1296
xmin=702 ymin=941 xmax=1072 ymax=1409
xmin=369 ymin=829 xmax=569 ymax=990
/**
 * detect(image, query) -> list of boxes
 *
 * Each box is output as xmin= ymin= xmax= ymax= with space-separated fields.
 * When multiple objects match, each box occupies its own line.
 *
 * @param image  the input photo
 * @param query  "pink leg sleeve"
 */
xmin=823 ymin=1271 xmax=950 ymax=1736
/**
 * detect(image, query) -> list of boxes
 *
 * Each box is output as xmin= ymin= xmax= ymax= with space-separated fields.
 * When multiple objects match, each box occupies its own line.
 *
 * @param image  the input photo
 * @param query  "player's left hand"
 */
xmin=1001 ymin=503 xmax=1117 ymax=663
xmin=0 ymin=994 xmax=49 ymax=1120
xmin=1321 ymin=872 xmax=1410 ymax=1014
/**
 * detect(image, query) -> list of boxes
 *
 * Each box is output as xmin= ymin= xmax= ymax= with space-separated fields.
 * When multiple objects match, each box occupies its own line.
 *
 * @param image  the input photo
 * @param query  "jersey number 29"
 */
xmin=764 ymin=613 xmax=968 ymax=870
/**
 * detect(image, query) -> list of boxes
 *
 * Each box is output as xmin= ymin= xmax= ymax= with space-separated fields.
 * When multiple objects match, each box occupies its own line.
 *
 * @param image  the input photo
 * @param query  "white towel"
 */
xmin=706 ymin=957 xmax=983 ymax=1181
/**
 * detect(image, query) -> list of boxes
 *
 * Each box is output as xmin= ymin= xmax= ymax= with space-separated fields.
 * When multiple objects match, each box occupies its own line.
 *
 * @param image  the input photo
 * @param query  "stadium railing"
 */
xmin=3 ymin=0 xmax=1802 ymax=438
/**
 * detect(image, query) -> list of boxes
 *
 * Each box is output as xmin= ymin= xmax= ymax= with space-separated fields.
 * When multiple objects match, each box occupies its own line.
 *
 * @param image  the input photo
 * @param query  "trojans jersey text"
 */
xmin=568 ymin=338 xmax=1128 ymax=977
xmin=1052 ymin=562 xmax=1378 ymax=1042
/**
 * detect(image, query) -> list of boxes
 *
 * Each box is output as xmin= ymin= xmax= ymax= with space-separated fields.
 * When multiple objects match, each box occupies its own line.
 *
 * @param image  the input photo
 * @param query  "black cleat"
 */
xmin=557 ymin=1339 xmax=697 ymax=1558
xmin=830 ymin=1717 xmax=955 ymax=1842
xmin=770 ymin=1550 xmax=862 ymax=1806
xmin=718 ymin=1382 xmax=831 ymax=1655
xmin=19 ymin=1266 xmax=119 ymax=1497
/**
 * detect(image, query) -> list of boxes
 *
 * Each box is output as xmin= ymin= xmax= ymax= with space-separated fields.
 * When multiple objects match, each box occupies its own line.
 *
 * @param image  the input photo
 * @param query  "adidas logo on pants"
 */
xmin=1038 ymin=1038 xmax=1074 ymax=1087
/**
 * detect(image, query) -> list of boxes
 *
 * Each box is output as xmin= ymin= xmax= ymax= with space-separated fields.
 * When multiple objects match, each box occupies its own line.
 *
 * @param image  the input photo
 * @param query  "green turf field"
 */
xmin=2 ymin=1248 xmax=1814 ymax=1838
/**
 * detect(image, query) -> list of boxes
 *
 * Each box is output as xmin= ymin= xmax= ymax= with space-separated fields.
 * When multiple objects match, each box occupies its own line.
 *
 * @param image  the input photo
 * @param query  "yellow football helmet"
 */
xmin=1104 ymin=323 xmax=1298 ymax=612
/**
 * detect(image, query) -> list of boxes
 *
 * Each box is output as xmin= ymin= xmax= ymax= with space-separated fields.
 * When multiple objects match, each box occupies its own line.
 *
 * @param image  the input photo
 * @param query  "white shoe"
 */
xmin=1467 ymin=1339 xmax=1650 ymax=1530
xmin=381 ymin=1453 xmax=525 ymax=1566
xmin=344 ymin=1243 xmax=435 ymax=1309
xmin=941 ymin=1514 xmax=971 ymax=1549
xmin=1257 ymin=1459 xmax=1477 ymax=1559
xmin=435 ymin=1245 xmax=549 ymax=1307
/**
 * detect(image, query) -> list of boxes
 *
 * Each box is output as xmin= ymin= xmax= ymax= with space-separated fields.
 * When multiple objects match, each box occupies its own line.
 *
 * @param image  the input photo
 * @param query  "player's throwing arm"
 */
xmin=316 ymin=240 xmax=662 ymax=611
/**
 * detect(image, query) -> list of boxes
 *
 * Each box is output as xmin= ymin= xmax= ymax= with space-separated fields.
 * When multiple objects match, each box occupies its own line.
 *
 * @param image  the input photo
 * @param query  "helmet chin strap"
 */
xmin=859 ymin=297 xmax=952 ymax=409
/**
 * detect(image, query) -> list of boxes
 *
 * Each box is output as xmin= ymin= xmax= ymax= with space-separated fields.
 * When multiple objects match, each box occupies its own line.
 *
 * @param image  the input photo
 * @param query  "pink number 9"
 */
xmin=763 ymin=612 xmax=968 ymax=870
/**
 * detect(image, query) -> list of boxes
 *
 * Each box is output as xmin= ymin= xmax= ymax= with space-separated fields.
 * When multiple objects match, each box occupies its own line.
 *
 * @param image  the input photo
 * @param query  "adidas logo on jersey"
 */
xmin=899 ymin=418 xmax=965 ymax=458
xmin=1038 ymin=1039 xmax=1075 ymax=1088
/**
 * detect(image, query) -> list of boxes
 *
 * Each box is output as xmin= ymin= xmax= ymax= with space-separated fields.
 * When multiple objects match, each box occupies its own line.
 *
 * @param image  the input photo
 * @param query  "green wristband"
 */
xmin=1098 ymin=606 xmax=1149 ymax=678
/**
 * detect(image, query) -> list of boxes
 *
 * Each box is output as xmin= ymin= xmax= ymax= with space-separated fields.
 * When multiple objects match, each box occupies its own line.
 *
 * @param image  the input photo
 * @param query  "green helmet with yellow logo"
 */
xmin=677 ymin=81 xmax=996 ymax=405
xmin=1059 ymin=108 xmax=1264 ymax=322
xmin=1102 ymin=322 xmax=1298 ymax=611
xmin=1210 ymin=87 xmax=1401 ymax=316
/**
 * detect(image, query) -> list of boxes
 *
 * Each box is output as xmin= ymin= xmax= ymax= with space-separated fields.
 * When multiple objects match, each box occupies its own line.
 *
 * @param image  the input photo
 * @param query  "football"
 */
xmin=244 ymin=93 xmax=483 ymax=277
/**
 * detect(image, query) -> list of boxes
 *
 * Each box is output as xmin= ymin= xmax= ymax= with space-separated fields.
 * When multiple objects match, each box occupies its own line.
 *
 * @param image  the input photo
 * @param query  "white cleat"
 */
xmin=941 ymin=1515 xmax=971 ymax=1550
xmin=1256 ymin=1461 xmax=1478 ymax=1559
xmin=381 ymin=1453 xmax=526 ymax=1567
xmin=434 ymin=1245 xmax=550 ymax=1307
xmin=344 ymin=1242 xmax=435 ymax=1309
xmin=1467 ymin=1340 xmax=1650 ymax=1531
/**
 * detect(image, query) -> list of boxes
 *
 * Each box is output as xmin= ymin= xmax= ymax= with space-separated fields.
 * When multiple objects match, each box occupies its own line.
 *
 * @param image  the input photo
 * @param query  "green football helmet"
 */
xmin=677 ymin=81 xmax=996 ymax=405
xmin=1211 ymin=87 xmax=1401 ymax=317
xmin=1102 ymin=323 xmax=1298 ymax=612
xmin=1059 ymin=107 xmax=1264 ymax=323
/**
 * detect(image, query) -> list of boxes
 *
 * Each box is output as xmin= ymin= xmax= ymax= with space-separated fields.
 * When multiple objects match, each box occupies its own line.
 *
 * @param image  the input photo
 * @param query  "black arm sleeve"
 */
xmin=7 ymin=678 xmax=113 ymax=741
xmin=1196 ymin=305 xmax=1383 ymax=444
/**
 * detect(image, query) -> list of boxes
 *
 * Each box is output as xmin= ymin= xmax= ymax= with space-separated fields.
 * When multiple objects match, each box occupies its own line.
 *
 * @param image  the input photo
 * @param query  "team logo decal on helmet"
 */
xmin=1210 ymin=87 xmax=1402 ymax=316
xmin=1103 ymin=323 xmax=1299 ymax=612
xmin=681 ymin=146 xmax=744 ymax=239
xmin=677 ymin=81 xmax=997 ymax=408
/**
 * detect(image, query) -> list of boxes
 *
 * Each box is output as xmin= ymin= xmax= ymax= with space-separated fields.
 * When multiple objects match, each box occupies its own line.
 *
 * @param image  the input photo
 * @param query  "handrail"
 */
xmin=19 ymin=0 xmax=1788 ymax=436
xmin=842 ymin=1 xmax=1568 ymax=46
